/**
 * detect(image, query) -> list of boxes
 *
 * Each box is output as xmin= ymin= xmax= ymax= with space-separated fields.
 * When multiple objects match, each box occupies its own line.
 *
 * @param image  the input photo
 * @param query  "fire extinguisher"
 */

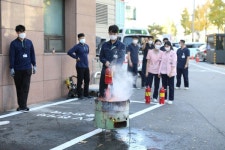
xmin=159 ymin=87 xmax=165 ymax=104
xmin=105 ymin=67 xmax=112 ymax=84
xmin=145 ymin=86 xmax=151 ymax=104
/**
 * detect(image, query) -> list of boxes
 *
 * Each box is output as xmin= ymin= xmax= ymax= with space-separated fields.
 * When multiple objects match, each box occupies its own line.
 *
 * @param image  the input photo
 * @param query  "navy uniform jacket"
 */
xmin=67 ymin=43 xmax=89 ymax=68
xmin=100 ymin=40 xmax=125 ymax=68
xmin=177 ymin=47 xmax=190 ymax=69
xmin=9 ymin=38 xmax=36 ymax=70
xmin=127 ymin=43 xmax=139 ymax=64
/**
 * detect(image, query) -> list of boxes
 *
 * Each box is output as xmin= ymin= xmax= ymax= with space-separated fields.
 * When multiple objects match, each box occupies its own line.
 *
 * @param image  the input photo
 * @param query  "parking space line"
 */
xmin=50 ymin=103 xmax=163 ymax=150
xmin=190 ymin=62 xmax=225 ymax=75
xmin=0 ymin=98 xmax=79 ymax=119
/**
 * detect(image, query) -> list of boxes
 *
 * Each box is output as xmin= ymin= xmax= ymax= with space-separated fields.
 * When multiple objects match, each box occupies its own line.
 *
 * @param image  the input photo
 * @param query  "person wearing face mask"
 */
xmin=160 ymin=37 xmax=169 ymax=51
xmin=9 ymin=25 xmax=36 ymax=112
xmin=176 ymin=39 xmax=190 ymax=90
xmin=98 ymin=25 xmax=125 ymax=100
xmin=146 ymin=39 xmax=163 ymax=103
xmin=158 ymin=41 xmax=177 ymax=104
xmin=140 ymin=36 xmax=154 ymax=88
xmin=67 ymin=33 xmax=91 ymax=99
xmin=127 ymin=36 xmax=139 ymax=88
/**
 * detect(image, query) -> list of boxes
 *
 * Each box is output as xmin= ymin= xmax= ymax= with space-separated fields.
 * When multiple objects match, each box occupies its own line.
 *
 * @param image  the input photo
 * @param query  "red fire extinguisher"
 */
xmin=145 ymin=86 xmax=151 ymax=104
xmin=105 ymin=67 xmax=112 ymax=84
xmin=159 ymin=87 xmax=165 ymax=104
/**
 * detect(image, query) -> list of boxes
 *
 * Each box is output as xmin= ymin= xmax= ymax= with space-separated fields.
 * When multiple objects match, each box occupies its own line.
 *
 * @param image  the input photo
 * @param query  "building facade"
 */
xmin=0 ymin=0 xmax=96 ymax=112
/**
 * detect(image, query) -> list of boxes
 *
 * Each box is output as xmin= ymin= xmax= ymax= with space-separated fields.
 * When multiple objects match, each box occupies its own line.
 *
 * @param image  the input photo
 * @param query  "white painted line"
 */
xmin=130 ymin=100 xmax=145 ymax=103
xmin=0 ymin=98 xmax=78 ymax=119
xmin=50 ymin=129 xmax=103 ymax=150
xmin=129 ymin=104 xmax=162 ymax=119
xmin=50 ymin=103 xmax=163 ymax=150
xmin=0 ymin=121 xmax=10 ymax=126
xmin=191 ymin=63 xmax=225 ymax=75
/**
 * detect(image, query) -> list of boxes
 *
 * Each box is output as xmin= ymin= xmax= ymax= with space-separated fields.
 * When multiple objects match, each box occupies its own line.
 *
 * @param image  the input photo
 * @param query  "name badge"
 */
xmin=23 ymin=54 xmax=28 ymax=58
xmin=181 ymin=54 xmax=185 ymax=59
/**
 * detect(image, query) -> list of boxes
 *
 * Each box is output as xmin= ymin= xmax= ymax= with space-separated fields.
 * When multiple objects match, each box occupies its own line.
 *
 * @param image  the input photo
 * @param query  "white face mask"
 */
xmin=165 ymin=47 xmax=170 ymax=51
xmin=155 ymin=45 xmax=161 ymax=50
xmin=149 ymin=41 xmax=153 ymax=45
xmin=109 ymin=35 xmax=117 ymax=40
xmin=133 ymin=39 xmax=138 ymax=44
xmin=80 ymin=39 xmax=85 ymax=44
xmin=19 ymin=33 xmax=26 ymax=39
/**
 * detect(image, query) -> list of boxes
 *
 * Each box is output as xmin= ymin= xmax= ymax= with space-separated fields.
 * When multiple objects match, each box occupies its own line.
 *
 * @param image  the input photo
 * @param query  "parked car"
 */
xmin=195 ymin=44 xmax=207 ymax=61
xmin=185 ymin=42 xmax=205 ymax=57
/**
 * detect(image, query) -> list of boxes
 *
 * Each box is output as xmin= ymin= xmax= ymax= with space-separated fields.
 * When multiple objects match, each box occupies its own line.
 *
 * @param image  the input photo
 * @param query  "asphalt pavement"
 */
xmin=0 ymin=60 xmax=225 ymax=150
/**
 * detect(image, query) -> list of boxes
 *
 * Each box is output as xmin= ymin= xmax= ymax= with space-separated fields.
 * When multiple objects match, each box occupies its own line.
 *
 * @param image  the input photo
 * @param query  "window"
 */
xmin=44 ymin=0 xmax=64 ymax=53
xmin=96 ymin=3 xmax=108 ymax=24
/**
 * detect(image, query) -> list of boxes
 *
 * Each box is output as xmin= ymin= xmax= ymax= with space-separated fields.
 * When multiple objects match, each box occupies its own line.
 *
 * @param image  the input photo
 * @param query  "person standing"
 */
xmin=141 ymin=36 xmax=154 ymax=88
xmin=146 ymin=39 xmax=163 ymax=103
xmin=99 ymin=25 xmax=125 ymax=100
xmin=67 ymin=33 xmax=91 ymax=99
xmin=127 ymin=36 xmax=139 ymax=88
xmin=176 ymin=39 xmax=190 ymax=89
xmin=9 ymin=25 xmax=36 ymax=112
xmin=160 ymin=37 xmax=169 ymax=51
xmin=159 ymin=41 xmax=177 ymax=104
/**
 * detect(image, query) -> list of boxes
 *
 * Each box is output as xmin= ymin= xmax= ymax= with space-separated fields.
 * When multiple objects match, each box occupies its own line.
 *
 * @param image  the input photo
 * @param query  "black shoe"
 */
xmin=16 ymin=107 xmax=22 ymax=111
xmin=22 ymin=107 xmax=29 ymax=113
xmin=133 ymin=85 xmax=137 ymax=88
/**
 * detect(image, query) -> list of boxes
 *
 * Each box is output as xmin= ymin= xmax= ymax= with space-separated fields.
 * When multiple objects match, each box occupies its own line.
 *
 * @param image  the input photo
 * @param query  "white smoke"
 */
xmin=110 ymin=65 xmax=134 ymax=101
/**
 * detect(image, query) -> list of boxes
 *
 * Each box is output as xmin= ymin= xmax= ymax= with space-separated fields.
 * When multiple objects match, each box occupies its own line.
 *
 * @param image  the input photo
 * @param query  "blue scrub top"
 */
xmin=177 ymin=47 xmax=190 ymax=69
xmin=127 ymin=43 xmax=139 ymax=64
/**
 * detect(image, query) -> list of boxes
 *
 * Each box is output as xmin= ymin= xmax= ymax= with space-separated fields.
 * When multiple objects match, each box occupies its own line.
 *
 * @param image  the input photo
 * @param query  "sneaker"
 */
xmin=16 ymin=107 xmax=22 ymax=111
xmin=153 ymin=98 xmax=158 ymax=103
xmin=21 ymin=107 xmax=29 ymax=113
xmin=184 ymin=87 xmax=189 ymax=90
xmin=175 ymin=87 xmax=180 ymax=89
xmin=133 ymin=85 xmax=137 ymax=89
xmin=167 ymin=100 xmax=173 ymax=104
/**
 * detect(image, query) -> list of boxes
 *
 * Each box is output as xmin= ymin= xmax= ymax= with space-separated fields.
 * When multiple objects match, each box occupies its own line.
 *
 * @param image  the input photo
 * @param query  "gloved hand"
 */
xmin=10 ymin=68 xmax=15 ymax=77
xmin=33 ymin=66 xmax=37 ymax=74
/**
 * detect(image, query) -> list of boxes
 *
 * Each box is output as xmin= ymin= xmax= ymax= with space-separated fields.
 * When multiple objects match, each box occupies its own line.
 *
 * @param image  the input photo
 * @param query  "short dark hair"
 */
xmin=132 ymin=36 xmax=139 ymax=39
xmin=180 ymin=39 xmax=185 ymax=44
xmin=78 ymin=33 xmax=85 ymax=38
xmin=154 ymin=39 xmax=162 ymax=44
xmin=148 ymin=36 xmax=154 ymax=39
xmin=163 ymin=37 xmax=169 ymax=41
xmin=108 ymin=25 xmax=119 ymax=33
xmin=15 ymin=25 xmax=25 ymax=32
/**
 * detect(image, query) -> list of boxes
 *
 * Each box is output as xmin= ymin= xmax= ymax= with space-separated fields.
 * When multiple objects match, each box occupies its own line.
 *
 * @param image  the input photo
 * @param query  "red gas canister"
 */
xmin=145 ymin=86 xmax=151 ymax=104
xmin=159 ymin=87 xmax=165 ymax=104
xmin=105 ymin=68 xmax=112 ymax=84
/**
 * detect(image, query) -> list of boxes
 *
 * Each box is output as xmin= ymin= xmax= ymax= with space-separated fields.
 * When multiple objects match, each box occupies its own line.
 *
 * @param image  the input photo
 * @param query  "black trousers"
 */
xmin=14 ymin=69 xmax=32 ymax=109
xmin=176 ymin=68 xmax=189 ymax=87
xmin=76 ymin=67 xmax=90 ymax=97
xmin=99 ymin=68 xmax=107 ymax=97
xmin=140 ymin=60 xmax=147 ymax=87
xmin=146 ymin=73 xmax=160 ymax=99
xmin=161 ymin=74 xmax=175 ymax=101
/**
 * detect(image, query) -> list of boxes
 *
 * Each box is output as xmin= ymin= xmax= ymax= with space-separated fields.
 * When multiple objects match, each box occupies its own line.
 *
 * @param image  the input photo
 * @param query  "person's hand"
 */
xmin=185 ymin=64 xmax=188 ymax=68
xmin=33 ymin=66 xmax=37 ymax=74
xmin=158 ymin=74 xmax=161 ymax=78
xmin=10 ymin=68 xmax=15 ymax=77
xmin=105 ymin=61 xmax=110 ymax=67
xmin=145 ymin=72 xmax=148 ymax=77
xmin=168 ymin=73 xmax=173 ymax=78
xmin=129 ymin=62 xmax=133 ymax=67
xmin=76 ymin=58 xmax=80 ymax=62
